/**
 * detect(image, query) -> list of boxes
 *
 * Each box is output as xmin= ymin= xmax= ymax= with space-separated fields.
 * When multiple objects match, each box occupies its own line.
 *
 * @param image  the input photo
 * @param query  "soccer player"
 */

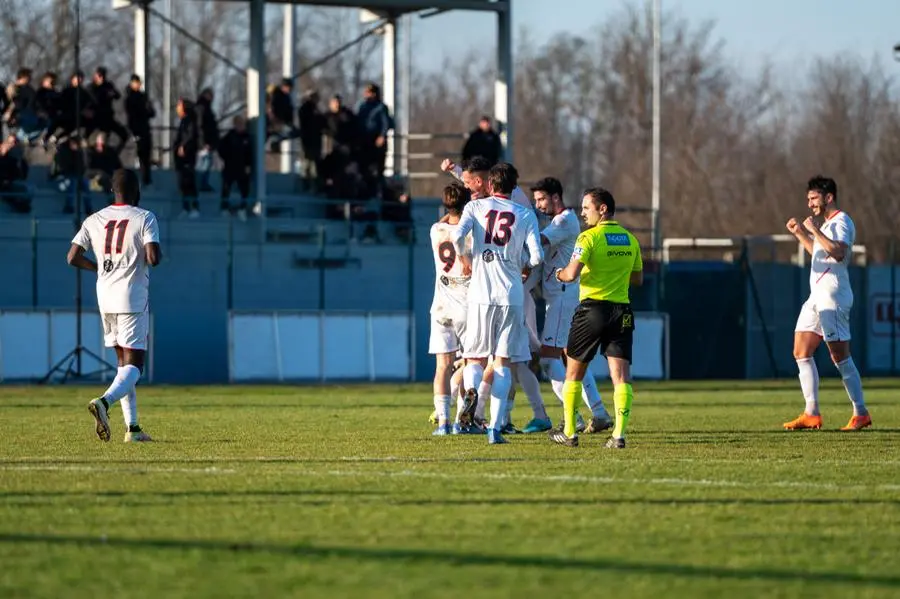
xmin=783 ymin=176 xmax=871 ymax=431
xmin=428 ymin=182 xmax=473 ymax=435
xmin=525 ymin=177 xmax=612 ymax=434
xmin=549 ymin=187 xmax=642 ymax=448
xmin=67 ymin=168 xmax=161 ymax=442
xmin=451 ymin=162 xmax=543 ymax=444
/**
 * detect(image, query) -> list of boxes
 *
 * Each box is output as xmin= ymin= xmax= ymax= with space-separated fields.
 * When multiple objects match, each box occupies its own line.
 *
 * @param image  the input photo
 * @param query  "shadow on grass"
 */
xmin=0 ymin=532 xmax=898 ymax=587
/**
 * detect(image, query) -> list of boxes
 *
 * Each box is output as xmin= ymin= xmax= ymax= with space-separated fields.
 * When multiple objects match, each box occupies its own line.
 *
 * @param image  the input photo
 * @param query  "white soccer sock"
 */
xmin=581 ymin=366 xmax=610 ymax=418
xmin=462 ymin=363 xmax=484 ymax=395
xmin=121 ymin=389 xmax=138 ymax=427
xmin=835 ymin=357 xmax=868 ymax=417
xmin=475 ymin=380 xmax=491 ymax=421
xmin=796 ymin=357 xmax=820 ymax=416
xmin=101 ymin=365 xmax=141 ymax=407
xmin=515 ymin=362 xmax=548 ymax=420
xmin=489 ymin=366 xmax=512 ymax=431
xmin=540 ymin=357 xmax=566 ymax=404
xmin=450 ymin=374 xmax=461 ymax=407
xmin=433 ymin=394 xmax=451 ymax=425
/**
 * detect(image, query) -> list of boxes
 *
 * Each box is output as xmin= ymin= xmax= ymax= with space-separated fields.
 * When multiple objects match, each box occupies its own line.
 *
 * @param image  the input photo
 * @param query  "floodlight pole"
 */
xmin=651 ymin=0 xmax=661 ymax=259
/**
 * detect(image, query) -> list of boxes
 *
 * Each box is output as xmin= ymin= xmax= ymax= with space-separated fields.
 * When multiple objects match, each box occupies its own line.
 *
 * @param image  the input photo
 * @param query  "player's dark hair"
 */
xmin=531 ymin=177 xmax=563 ymax=200
xmin=807 ymin=175 xmax=837 ymax=202
xmin=488 ymin=162 xmax=518 ymax=196
xmin=442 ymin=182 xmax=469 ymax=216
xmin=111 ymin=168 xmax=141 ymax=205
xmin=463 ymin=156 xmax=492 ymax=174
xmin=583 ymin=187 xmax=616 ymax=216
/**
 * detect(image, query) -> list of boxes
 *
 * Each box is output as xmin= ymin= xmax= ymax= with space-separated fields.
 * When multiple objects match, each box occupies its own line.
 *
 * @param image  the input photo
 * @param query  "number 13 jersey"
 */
xmin=453 ymin=195 xmax=543 ymax=307
xmin=72 ymin=204 xmax=160 ymax=314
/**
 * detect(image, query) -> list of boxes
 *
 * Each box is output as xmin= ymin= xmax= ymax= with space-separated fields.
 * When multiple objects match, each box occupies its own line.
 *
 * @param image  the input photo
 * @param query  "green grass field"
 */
xmin=1 ymin=379 xmax=899 ymax=598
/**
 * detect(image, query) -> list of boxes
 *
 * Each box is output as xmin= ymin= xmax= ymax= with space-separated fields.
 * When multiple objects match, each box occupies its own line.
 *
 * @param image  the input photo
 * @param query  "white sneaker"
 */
xmin=237 ymin=208 xmax=247 ymax=221
xmin=189 ymin=209 xmax=200 ymax=219
xmin=88 ymin=398 xmax=110 ymax=442
xmin=124 ymin=430 xmax=153 ymax=443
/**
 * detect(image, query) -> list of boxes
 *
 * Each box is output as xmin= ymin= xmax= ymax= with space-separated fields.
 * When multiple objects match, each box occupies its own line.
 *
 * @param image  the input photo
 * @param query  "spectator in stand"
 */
xmin=53 ymin=135 xmax=93 ymax=215
xmin=382 ymin=178 xmax=413 ymax=244
xmin=322 ymin=93 xmax=357 ymax=184
xmin=195 ymin=87 xmax=219 ymax=192
xmin=85 ymin=133 xmax=122 ymax=194
xmin=88 ymin=67 xmax=130 ymax=152
xmin=174 ymin=97 xmax=200 ymax=217
xmin=0 ymin=134 xmax=31 ymax=213
xmin=217 ymin=115 xmax=252 ymax=220
xmin=355 ymin=82 xmax=393 ymax=198
xmin=49 ymin=71 xmax=96 ymax=145
xmin=35 ymin=72 xmax=61 ymax=139
xmin=461 ymin=115 xmax=502 ymax=166
xmin=124 ymin=74 xmax=155 ymax=187
xmin=297 ymin=90 xmax=324 ymax=192
xmin=4 ymin=68 xmax=41 ymax=143
xmin=267 ymin=77 xmax=297 ymax=150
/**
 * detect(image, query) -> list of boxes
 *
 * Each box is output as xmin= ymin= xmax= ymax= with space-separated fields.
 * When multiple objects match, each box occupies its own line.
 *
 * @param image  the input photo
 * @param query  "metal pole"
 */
xmin=280 ymin=4 xmax=296 ymax=175
xmin=892 ymin=237 xmax=897 ymax=375
xmin=495 ymin=5 xmax=513 ymax=162
xmin=651 ymin=0 xmax=661 ymax=259
xmin=161 ymin=0 xmax=172 ymax=169
xmin=134 ymin=3 xmax=149 ymax=89
xmin=74 ymin=0 xmax=83 ymax=376
xmin=248 ymin=0 xmax=267 ymax=239
xmin=401 ymin=13 xmax=411 ymax=179
xmin=383 ymin=18 xmax=398 ymax=177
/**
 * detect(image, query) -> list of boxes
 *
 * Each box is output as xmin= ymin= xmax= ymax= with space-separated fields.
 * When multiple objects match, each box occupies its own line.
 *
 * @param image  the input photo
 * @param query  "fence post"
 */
xmin=31 ymin=218 xmax=38 ymax=308
xmin=318 ymin=225 xmax=326 ymax=311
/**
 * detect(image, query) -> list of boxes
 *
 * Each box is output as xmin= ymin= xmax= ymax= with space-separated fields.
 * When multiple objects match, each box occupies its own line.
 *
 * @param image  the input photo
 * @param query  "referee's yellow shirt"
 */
xmin=572 ymin=221 xmax=643 ymax=303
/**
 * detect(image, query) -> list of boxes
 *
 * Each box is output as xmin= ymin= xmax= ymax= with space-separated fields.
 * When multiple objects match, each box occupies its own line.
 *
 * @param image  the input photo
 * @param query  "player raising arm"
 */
xmin=451 ymin=163 xmax=543 ymax=444
xmin=783 ymin=176 xmax=870 ymax=431
xmin=67 ymin=168 xmax=161 ymax=443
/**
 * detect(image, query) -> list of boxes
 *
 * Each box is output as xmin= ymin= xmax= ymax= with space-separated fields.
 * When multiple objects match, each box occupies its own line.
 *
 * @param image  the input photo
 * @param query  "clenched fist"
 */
xmin=786 ymin=218 xmax=801 ymax=234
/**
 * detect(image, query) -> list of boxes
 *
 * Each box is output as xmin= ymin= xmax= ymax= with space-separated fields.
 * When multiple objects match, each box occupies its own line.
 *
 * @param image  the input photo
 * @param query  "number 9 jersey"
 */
xmin=71 ymin=204 xmax=160 ymax=314
xmin=429 ymin=222 xmax=471 ymax=326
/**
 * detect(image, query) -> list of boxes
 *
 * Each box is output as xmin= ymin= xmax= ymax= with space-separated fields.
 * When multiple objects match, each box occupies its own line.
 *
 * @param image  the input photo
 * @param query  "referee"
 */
xmin=549 ymin=187 xmax=643 ymax=449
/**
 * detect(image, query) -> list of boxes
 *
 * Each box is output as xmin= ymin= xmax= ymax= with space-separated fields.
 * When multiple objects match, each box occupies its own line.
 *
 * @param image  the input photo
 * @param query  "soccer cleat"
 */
xmin=500 ymin=422 xmax=522 ymax=435
xmin=549 ymin=430 xmax=578 ymax=447
xmin=553 ymin=413 xmax=587 ymax=434
xmin=521 ymin=418 xmax=553 ymax=434
xmin=464 ymin=422 xmax=487 ymax=435
xmin=605 ymin=436 xmax=626 ymax=449
xmin=783 ymin=413 xmax=823 ymax=430
xmin=840 ymin=415 xmax=872 ymax=431
xmin=124 ymin=430 xmax=153 ymax=443
xmin=87 ymin=398 xmax=111 ymax=442
xmin=432 ymin=424 xmax=452 ymax=436
xmin=487 ymin=428 xmax=507 ymax=444
xmin=585 ymin=416 xmax=613 ymax=434
xmin=459 ymin=389 xmax=478 ymax=426
xmin=451 ymin=422 xmax=464 ymax=435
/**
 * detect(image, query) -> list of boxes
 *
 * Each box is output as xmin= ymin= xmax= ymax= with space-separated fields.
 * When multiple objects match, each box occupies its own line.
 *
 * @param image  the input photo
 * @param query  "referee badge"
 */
xmin=572 ymin=246 xmax=583 ymax=259
xmin=622 ymin=313 xmax=634 ymax=331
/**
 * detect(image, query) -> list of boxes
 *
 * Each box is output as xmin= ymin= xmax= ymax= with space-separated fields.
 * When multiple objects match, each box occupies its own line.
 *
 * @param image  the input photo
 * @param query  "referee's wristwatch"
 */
xmin=554 ymin=268 xmax=564 ymax=282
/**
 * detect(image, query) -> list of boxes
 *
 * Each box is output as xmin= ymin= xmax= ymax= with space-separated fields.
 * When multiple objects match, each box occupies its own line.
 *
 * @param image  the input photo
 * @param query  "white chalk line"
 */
xmin=2 ymin=463 xmax=900 ymax=493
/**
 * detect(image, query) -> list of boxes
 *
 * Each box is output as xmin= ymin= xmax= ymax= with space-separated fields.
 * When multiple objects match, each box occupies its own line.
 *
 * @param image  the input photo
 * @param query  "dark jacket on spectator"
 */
xmin=125 ymin=88 xmax=154 ymax=135
xmin=89 ymin=81 xmax=120 ymax=121
xmin=325 ymin=106 xmax=357 ymax=147
xmin=87 ymin=145 xmax=122 ymax=176
xmin=60 ymin=84 xmax=96 ymax=121
xmin=355 ymin=98 xmax=392 ymax=139
xmin=298 ymin=99 xmax=324 ymax=149
xmin=462 ymin=128 xmax=502 ymax=166
xmin=270 ymin=87 xmax=294 ymax=125
xmin=36 ymin=87 xmax=60 ymax=121
xmin=174 ymin=107 xmax=199 ymax=167
xmin=195 ymin=96 xmax=219 ymax=150
xmin=217 ymin=129 xmax=252 ymax=173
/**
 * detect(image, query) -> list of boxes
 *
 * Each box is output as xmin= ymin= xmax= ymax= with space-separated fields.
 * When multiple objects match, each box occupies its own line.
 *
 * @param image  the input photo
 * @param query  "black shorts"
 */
xmin=566 ymin=299 xmax=635 ymax=364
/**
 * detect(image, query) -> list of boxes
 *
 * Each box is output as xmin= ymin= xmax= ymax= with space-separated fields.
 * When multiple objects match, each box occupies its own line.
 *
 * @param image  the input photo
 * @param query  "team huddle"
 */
xmin=427 ymin=158 xmax=642 ymax=446
xmin=67 ymin=167 xmax=871 ymax=444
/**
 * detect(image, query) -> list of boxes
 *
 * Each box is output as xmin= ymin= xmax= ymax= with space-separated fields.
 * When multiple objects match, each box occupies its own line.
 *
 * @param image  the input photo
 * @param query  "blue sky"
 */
xmin=406 ymin=0 xmax=900 ymax=75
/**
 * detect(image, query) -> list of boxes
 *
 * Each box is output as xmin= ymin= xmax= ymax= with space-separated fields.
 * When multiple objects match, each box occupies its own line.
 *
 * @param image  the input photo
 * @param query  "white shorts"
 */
xmin=542 ymin=295 xmax=579 ymax=348
xmin=794 ymin=296 xmax=851 ymax=342
xmin=523 ymin=291 xmax=541 ymax=353
xmin=428 ymin=317 xmax=466 ymax=355
xmin=102 ymin=311 xmax=150 ymax=350
xmin=463 ymin=304 xmax=530 ymax=361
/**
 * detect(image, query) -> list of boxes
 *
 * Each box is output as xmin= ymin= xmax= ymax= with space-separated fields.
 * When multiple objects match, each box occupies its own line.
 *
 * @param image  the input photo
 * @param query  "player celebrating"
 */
xmin=67 ymin=168 xmax=161 ymax=443
xmin=524 ymin=177 xmax=612 ymax=434
xmin=429 ymin=182 xmax=472 ymax=435
xmin=783 ymin=176 xmax=871 ymax=431
xmin=451 ymin=162 xmax=543 ymax=444
xmin=550 ymin=188 xmax=642 ymax=448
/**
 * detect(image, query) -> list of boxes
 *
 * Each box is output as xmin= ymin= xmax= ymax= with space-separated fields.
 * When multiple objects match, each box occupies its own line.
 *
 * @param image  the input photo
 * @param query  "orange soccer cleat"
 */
xmin=840 ymin=415 xmax=872 ymax=431
xmin=783 ymin=413 xmax=823 ymax=430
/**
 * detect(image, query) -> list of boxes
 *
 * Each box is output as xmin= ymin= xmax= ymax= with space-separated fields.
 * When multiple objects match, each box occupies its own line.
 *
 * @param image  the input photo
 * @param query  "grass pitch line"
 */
xmin=321 ymin=468 xmax=900 ymax=493
xmin=0 ymin=464 xmax=235 ymax=474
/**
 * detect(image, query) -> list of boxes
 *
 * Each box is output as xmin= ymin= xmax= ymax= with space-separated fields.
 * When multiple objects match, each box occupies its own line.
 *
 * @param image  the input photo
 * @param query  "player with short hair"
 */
xmin=439 ymin=157 xmax=547 ymax=433
xmin=525 ymin=177 xmax=612 ymax=435
xmin=550 ymin=187 xmax=642 ymax=448
xmin=451 ymin=162 xmax=543 ymax=444
xmin=783 ymin=176 xmax=871 ymax=431
xmin=67 ymin=168 xmax=161 ymax=443
xmin=429 ymin=182 xmax=473 ymax=435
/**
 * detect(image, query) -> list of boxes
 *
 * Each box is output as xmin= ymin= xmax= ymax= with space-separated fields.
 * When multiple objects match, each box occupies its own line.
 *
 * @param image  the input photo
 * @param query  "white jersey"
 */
xmin=809 ymin=210 xmax=854 ymax=306
xmin=429 ymin=222 xmax=471 ymax=324
xmin=541 ymin=208 xmax=581 ymax=299
xmin=452 ymin=195 xmax=543 ymax=306
xmin=449 ymin=165 xmax=531 ymax=208
xmin=72 ymin=204 xmax=160 ymax=314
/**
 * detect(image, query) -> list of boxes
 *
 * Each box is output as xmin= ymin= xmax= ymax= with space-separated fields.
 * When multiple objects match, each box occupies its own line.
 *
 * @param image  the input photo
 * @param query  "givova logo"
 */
xmin=605 ymin=233 xmax=630 ymax=246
